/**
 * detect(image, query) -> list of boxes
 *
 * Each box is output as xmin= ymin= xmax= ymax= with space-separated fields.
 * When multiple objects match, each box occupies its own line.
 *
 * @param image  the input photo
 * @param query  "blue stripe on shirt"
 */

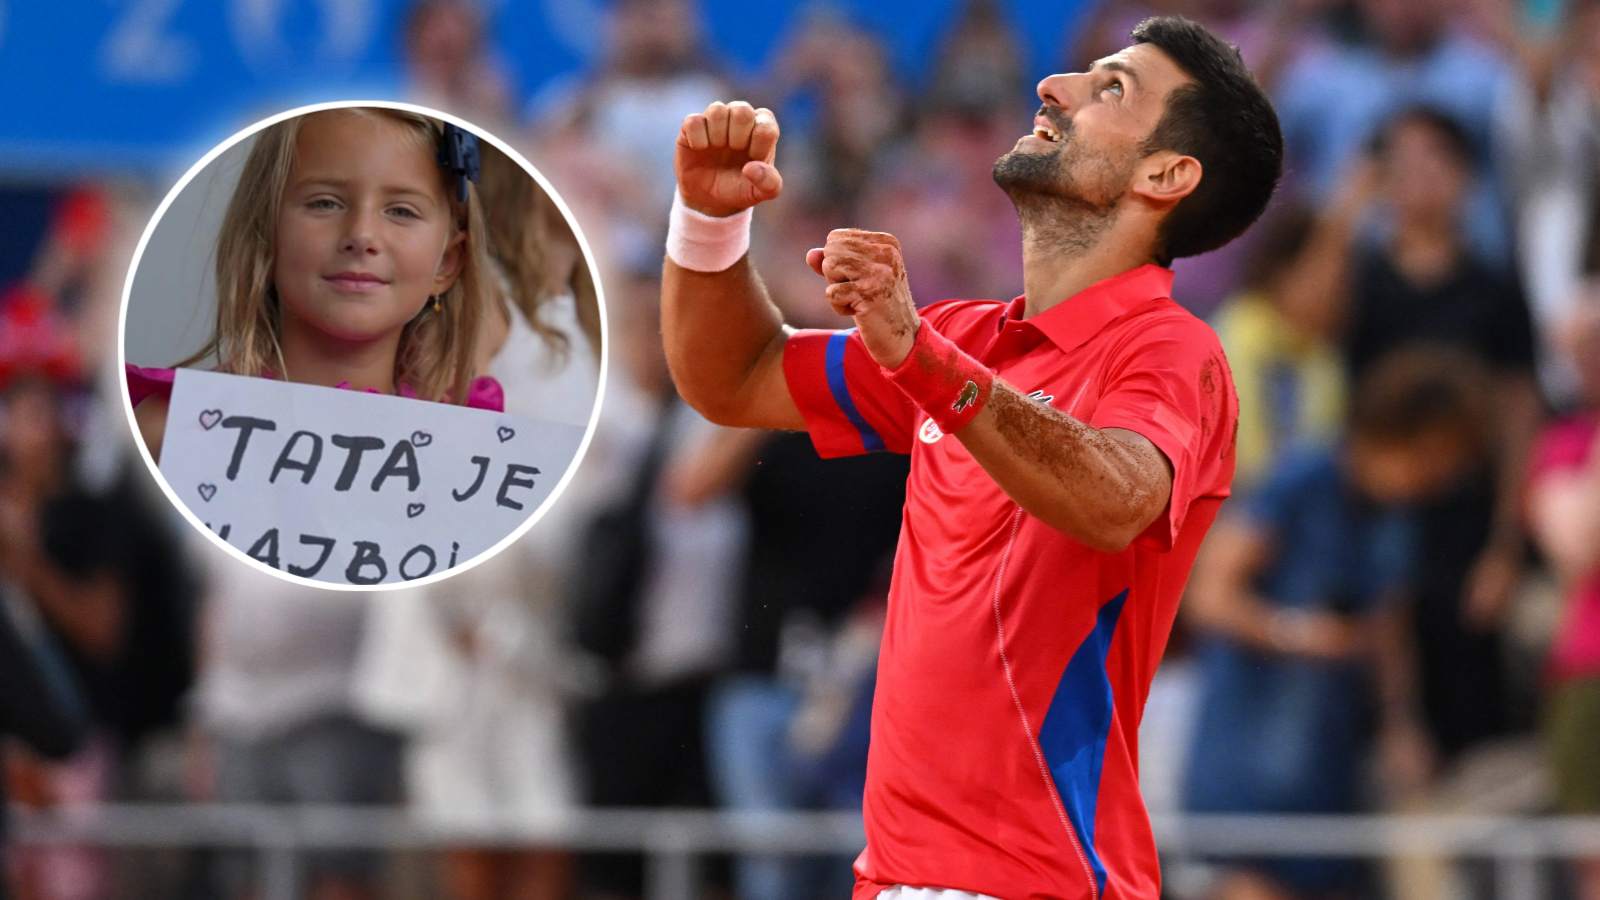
xmin=1038 ymin=588 xmax=1129 ymax=899
xmin=825 ymin=331 xmax=885 ymax=452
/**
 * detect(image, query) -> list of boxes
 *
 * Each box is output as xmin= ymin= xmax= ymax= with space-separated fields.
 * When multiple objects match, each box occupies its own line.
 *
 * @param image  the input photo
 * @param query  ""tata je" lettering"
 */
xmin=217 ymin=415 xmax=540 ymax=509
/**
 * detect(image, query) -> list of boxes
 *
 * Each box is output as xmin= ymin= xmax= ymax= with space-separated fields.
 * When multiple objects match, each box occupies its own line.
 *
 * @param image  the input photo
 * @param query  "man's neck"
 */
xmin=1019 ymin=217 xmax=1158 ymax=318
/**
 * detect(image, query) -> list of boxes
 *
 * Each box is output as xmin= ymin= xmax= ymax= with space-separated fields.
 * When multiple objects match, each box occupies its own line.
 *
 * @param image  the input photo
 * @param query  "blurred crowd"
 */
xmin=3 ymin=0 xmax=1600 ymax=898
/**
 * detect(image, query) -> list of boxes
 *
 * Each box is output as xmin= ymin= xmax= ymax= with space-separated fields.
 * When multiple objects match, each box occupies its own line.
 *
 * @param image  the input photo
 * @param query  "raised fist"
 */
xmin=675 ymin=100 xmax=783 ymax=218
xmin=807 ymin=229 xmax=920 ymax=368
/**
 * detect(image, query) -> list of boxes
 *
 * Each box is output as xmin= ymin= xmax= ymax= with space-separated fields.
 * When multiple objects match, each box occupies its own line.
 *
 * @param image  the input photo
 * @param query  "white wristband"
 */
xmin=665 ymin=190 xmax=752 ymax=272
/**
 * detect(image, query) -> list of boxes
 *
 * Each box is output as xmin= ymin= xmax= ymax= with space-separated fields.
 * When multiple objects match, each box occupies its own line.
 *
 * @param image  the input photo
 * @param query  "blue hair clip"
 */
xmin=438 ymin=123 xmax=481 ymax=203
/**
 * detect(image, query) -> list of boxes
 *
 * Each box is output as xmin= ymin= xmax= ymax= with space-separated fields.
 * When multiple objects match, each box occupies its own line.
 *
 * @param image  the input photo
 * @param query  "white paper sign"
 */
xmin=159 ymin=369 xmax=585 ymax=585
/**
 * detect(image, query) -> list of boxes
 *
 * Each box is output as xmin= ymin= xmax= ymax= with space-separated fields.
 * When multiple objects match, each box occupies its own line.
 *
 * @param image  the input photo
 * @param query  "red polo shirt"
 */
xmin=782 ymin=265 xmax=1238 ymax=900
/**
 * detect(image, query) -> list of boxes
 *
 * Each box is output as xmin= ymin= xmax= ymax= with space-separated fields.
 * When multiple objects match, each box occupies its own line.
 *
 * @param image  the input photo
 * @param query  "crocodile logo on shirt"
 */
xmin=922 ymin=386 xmax=1054 ymax=445
xmin=952 ymin=380 xmax=980 ymax=413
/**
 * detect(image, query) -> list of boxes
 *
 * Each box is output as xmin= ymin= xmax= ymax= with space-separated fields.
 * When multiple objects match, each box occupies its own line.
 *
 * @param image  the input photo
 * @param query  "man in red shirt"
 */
xmin=660 ymin=16 xmax=1281 ymax=900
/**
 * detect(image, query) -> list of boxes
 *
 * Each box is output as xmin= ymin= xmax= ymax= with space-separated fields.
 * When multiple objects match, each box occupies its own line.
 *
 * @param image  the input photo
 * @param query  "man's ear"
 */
xmin=433 ymin=231 xmax=466 ymax=295
xmin=1133 ymin=151 xmax=1202 ymax=208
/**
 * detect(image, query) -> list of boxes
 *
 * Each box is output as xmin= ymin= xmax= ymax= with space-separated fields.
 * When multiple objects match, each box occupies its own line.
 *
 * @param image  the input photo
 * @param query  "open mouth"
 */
xmin=1031 ymin=116 xmax=1064 ymax=144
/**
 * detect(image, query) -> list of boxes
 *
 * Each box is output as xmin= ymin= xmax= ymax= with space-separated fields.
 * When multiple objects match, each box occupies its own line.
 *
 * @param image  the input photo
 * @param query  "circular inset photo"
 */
xmin=120 ymin=101 xmax=604 ymax=590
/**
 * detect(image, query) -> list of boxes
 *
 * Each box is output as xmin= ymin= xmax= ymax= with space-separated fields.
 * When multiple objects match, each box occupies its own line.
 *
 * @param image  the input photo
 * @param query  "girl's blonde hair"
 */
xmin=189 ymin=107 xmax=490 ymax=404
xmin=477 ymin=143 xmax=602 ymax=363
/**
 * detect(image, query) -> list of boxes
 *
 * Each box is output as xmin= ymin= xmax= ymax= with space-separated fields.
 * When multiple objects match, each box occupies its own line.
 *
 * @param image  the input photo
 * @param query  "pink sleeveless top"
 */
xmin=126 ymin=364 xmax=505 ymax=413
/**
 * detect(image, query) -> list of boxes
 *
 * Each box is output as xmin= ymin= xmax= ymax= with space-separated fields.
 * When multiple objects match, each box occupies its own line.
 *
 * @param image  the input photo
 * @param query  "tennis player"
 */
xmin=661 ymin=16 xmax=1282 ymax=900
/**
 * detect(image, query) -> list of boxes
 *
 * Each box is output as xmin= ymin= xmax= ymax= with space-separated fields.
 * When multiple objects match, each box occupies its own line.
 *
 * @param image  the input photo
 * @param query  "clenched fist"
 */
xmin=675 ymin=100 xmax=783 ymax=217
xmin=807 ymin=230 xmax=920 ymax=368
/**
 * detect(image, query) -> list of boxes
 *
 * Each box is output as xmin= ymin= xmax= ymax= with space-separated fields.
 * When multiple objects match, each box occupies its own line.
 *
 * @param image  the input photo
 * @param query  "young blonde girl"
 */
xmin=130 ymin=106 xmax=500 ymax=462
xmin=351 ymin=142 xmax=603 ymax=900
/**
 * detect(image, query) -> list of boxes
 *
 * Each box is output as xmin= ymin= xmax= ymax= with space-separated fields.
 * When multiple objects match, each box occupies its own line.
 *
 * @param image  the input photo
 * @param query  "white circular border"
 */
xmin=117 ymin=99 xmax=610 ymax=593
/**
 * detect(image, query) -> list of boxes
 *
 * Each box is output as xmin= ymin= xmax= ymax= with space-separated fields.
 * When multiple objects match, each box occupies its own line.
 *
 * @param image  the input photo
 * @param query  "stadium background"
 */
xmin=0 ymin=1 xmax=1597 ymax=899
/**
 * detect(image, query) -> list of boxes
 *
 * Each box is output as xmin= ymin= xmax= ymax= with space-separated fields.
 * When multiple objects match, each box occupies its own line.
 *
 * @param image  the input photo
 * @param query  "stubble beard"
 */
xmin=992 ymin=133 xmax=1125 ymax=258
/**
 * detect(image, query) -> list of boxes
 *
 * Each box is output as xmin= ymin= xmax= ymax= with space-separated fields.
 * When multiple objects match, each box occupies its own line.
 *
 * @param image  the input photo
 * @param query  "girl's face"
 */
xmin=274 ymin=111 xmax=463 ymax=344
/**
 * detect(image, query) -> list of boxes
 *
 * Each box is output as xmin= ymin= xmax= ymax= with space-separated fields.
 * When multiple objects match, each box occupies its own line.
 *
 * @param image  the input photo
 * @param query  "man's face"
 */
xmin=993 ymin=43 xmax=1192 ymax=212
xmin=1380 ymin=118 xmax=1467 ymax=224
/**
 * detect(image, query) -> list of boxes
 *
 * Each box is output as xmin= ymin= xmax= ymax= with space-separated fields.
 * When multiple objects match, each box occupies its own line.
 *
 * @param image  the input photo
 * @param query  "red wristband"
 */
xmin=882 ymin=321 xmax=995 ymax=435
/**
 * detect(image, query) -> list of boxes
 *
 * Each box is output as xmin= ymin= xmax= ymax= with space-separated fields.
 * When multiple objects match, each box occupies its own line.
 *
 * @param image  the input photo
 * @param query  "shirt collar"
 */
xmin=1002 ymin=264 xmax=1175 ymax=351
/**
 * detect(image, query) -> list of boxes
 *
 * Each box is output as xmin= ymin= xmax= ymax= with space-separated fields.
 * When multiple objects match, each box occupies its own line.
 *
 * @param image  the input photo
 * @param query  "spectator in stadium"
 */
xmin=531 ymin=0 xmax=728 ymax=205
xmin=401 ymin=0 xmax=515 ymax=129
xmin=567 ymin=266 xmax=743 ymax=900
xmin=1184 ymin=346 xmax=1496 ymax=900
xmin=761 ymin=8 xmax=907 ymax=214
xmin=1527 ymin=283 xmax=1600 ymax=900
xmin=189 ymin=559 xmax=400 ymax=900
xmin=1294 ymin=106 xmax=1542 ymax=768
xmin=0 ymin=583 xmax=86 ymax=900
xmin=682 ymin=414 xmax=905 ymax=900
xmin=1209 ymin=202 xmax=1354 ymax=491
xmin=1350 ymin=107 xmax=1541 ymax=765
xmin=1499 ymin=0 xmax=1600 ymax=408
xmin=1274 ymin=0 xmax=1518 ymax=265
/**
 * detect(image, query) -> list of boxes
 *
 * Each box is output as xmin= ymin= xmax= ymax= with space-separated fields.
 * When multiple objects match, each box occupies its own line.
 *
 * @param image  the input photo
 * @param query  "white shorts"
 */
xmin=877 ymin=888 xmax=1000 ymax=900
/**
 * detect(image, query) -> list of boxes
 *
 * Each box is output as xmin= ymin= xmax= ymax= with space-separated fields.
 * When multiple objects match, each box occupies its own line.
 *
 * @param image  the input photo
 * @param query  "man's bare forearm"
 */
xmin=956 ymin=381 xmax=1173 ymax=551
xmin=661 ymin=256 xmax=799 ymax=428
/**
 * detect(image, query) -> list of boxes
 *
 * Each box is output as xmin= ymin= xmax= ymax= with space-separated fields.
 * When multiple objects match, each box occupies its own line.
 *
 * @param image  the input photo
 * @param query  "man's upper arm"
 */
xmin=1089 ymin=313 xmax=1237 ymax=549
xmin=714 ymin=327 xmax=805 ymax=431
xmin=779 ymin=328 xmax=919 ymax=457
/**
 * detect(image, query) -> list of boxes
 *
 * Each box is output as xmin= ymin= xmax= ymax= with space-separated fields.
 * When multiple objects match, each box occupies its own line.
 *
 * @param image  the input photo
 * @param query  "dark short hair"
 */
xmin=1370 ymin=105 xmax=1476 ymax=173
xmin=1348 ymin=345 xmax=1493 ymax=451
xmin=1131 ymin=16 xmax=1283 ymax=263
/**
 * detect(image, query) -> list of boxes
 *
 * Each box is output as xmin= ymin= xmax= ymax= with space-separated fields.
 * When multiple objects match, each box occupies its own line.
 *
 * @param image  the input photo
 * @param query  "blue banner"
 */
xmin=0 ymin=0 xmax=1089 ymax=179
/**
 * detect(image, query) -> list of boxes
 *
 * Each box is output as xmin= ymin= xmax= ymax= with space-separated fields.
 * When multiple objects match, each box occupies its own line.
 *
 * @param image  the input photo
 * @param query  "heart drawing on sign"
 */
xmin=411 ymin=430 xmax=433 ymax=447
xmin=406 ymin=503 xmax=426 ymax=518
xmin=496 ymin=425 xmax=515 ymax=442
xmin=197 ymin=483 xmax=217 ymax=502
xmin=199 ymin=409 xmax=223 ymax=430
